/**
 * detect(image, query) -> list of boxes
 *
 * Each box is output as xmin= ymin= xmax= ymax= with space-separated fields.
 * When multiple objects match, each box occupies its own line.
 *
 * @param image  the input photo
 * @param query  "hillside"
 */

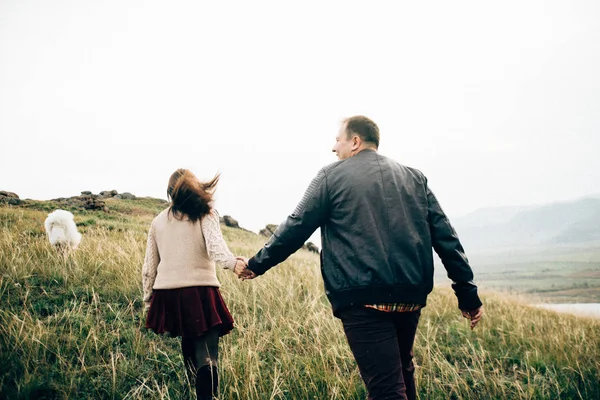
xmin=453 ymin=197 xmax=600 ymax=250
xmin=0 ymin=197 xmax=599 ymax=399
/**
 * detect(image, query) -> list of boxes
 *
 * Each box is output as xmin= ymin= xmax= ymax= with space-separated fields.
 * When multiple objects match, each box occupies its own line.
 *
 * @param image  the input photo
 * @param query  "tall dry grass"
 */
xmin=1 ymin=203 xmax=599 ymax=399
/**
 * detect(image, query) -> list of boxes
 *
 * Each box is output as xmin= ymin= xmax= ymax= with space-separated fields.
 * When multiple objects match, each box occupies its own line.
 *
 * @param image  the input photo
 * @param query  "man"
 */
xmin=235 ymin=116 xmax=483 ymax=400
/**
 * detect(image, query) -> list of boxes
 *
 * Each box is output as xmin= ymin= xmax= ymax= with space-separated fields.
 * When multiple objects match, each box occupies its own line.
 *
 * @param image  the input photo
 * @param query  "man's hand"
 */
xmin=461 ymin=306 xmax=483 ymax=330
xmin=234 ymin=257 xmax=257 ymax=280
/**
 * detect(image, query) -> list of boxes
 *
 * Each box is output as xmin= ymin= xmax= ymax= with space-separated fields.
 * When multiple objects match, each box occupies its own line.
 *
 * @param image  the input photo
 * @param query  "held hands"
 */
xmin=461 ymin=306 xmax=483 ymax=330
xmin=234 ymin=257 xmax=257 ymax=281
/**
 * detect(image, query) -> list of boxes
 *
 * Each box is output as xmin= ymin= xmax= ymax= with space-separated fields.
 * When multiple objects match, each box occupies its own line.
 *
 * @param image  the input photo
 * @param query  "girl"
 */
xmin=142 ymin=168 xmax=244 ymax=400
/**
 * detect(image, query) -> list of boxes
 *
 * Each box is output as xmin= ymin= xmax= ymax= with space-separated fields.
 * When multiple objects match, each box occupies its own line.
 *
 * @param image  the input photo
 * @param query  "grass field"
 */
xmin=447 ymin=247 xmax=600 ymax=303
xmin=1 ymin=199 xmax=599 ymax=399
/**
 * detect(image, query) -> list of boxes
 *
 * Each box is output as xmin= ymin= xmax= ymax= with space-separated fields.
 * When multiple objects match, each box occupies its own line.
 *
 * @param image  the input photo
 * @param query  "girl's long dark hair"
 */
xmin=167 ymin=169 xmax=219 ymax=222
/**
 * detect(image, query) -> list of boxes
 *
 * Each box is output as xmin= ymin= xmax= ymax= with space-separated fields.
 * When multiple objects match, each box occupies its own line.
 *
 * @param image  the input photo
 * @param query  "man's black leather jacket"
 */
xmin=248 ymin=149 xmax=482 ymax=315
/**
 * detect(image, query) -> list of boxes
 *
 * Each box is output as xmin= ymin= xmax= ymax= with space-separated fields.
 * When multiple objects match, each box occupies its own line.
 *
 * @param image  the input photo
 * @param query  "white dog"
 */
xmin=44 ymin=209 xmax=82 ymax=251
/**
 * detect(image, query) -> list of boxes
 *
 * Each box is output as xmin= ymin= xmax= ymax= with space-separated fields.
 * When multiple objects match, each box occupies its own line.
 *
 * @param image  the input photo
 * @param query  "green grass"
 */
xmin=459 ymin=259 xmax=600 ymax=303
xmin=1 ymin=201 xmax=599 ymax=399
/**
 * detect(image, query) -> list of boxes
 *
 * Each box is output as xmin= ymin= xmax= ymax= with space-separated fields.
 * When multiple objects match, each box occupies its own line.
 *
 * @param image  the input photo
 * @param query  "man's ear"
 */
xmin=351 ymin=135 xmax=361 ymax=150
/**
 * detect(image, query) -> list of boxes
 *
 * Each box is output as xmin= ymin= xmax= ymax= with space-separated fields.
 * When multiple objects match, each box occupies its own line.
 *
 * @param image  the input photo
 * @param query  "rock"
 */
xmin=52 ymin=194 xmax=107 ymax=211
xmin=259 ymin=224 xmax=278 ymax=237
xmin=81 ymin=196 xmax=107 ymax=211
xmin=99 ymin=190 xmax=118 ymax=198
xmin=222 ymin=215 xmax=240 ymax=229
xmin=119 ymin=192 xmax=136 ymax=200
xmin=0 ymin=191 xmax=19 ymax=199
xmin=305 ymin=242 xmax=319 ymax=254
xmin=0 ymin=191 xmax=21 ymax=205
xmin=80 ymin=191 xmax=93 ymax=196
xmin=217 ymin=214 xmax=252 ymax=232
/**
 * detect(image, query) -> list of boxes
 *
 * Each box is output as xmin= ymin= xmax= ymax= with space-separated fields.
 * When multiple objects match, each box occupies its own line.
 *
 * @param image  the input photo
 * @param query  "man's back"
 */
xmin=320 ymin=149 xmax=435 ymax=313
xmin=249 ymin=147 xmax=481 ymax=314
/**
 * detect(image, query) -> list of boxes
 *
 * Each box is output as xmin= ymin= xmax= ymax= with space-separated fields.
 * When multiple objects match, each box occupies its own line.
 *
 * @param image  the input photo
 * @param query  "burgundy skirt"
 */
xmin=145 ymin=286 xmax=234 ymax=338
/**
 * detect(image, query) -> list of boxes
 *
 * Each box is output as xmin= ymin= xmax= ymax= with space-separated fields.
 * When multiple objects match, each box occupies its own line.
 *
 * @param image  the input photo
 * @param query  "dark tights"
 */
xmin=181 ymin=327 xmax=220 ymax=400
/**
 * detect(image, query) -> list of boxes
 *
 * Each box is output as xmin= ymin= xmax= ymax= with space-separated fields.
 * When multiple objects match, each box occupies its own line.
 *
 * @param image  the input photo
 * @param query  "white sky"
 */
xmin=1 ymin=0 xmax=599 ymax=234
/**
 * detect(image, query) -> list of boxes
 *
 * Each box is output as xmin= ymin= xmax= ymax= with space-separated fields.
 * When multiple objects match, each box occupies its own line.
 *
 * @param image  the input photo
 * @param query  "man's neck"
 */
xmin=351 ymin=147 xmax=377 ymax=157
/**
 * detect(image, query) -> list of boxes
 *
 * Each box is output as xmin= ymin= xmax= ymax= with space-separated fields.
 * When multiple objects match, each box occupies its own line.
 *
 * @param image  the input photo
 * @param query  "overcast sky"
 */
xmin=1 ymin=0 xmax=599 ymax=234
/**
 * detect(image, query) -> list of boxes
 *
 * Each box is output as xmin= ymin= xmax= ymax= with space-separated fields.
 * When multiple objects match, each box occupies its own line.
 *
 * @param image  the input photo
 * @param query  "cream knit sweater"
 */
xmin=142 ymin=208 xmax=237 ymax=303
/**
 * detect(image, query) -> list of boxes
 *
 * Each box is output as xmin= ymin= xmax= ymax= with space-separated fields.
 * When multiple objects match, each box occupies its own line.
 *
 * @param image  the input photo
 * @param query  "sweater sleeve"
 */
xmin=142 ymin=220 xmax=160 ymax=302
xmin=201 ymin=209 xmax=237 ymax=270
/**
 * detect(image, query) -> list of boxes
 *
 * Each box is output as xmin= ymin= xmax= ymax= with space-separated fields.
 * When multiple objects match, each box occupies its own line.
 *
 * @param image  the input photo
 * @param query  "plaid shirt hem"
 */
xmin=365 ymin=303 xmax=424 ymax=312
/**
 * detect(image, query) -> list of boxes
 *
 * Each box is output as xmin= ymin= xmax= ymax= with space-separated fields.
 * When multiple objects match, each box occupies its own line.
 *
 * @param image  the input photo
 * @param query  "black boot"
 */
xmin=196 ymin=365 xmax=218 ymax=400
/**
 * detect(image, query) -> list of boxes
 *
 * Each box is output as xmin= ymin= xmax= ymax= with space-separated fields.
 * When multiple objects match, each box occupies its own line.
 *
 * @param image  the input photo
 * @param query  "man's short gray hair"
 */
xmin=343 ymin=116 xmax=380 ymax=148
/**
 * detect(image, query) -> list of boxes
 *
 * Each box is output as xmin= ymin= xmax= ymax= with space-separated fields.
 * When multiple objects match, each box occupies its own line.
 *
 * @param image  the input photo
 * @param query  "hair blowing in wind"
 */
xmin=167 ymin=169 xmax=219 ymax=222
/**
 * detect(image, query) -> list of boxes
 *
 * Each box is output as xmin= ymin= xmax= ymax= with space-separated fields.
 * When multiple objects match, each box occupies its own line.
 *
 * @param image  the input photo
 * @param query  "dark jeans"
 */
xmin=339 ymin=306 xmax=421 ymax=400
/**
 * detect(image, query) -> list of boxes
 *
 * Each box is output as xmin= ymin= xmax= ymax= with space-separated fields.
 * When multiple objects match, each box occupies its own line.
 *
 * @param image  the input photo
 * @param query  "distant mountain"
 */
xmin=452 ymin=197 xmax=600 ymax=250
xmin=449 ymin=205 xmax=536 ymax=229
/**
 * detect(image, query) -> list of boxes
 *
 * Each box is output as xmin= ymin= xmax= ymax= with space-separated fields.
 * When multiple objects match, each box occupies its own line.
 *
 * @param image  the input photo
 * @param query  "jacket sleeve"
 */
xmin=427 ymin=185 xmax=482 ymax=310
xmin=248 ymin=168 xmax=329 ymax=275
